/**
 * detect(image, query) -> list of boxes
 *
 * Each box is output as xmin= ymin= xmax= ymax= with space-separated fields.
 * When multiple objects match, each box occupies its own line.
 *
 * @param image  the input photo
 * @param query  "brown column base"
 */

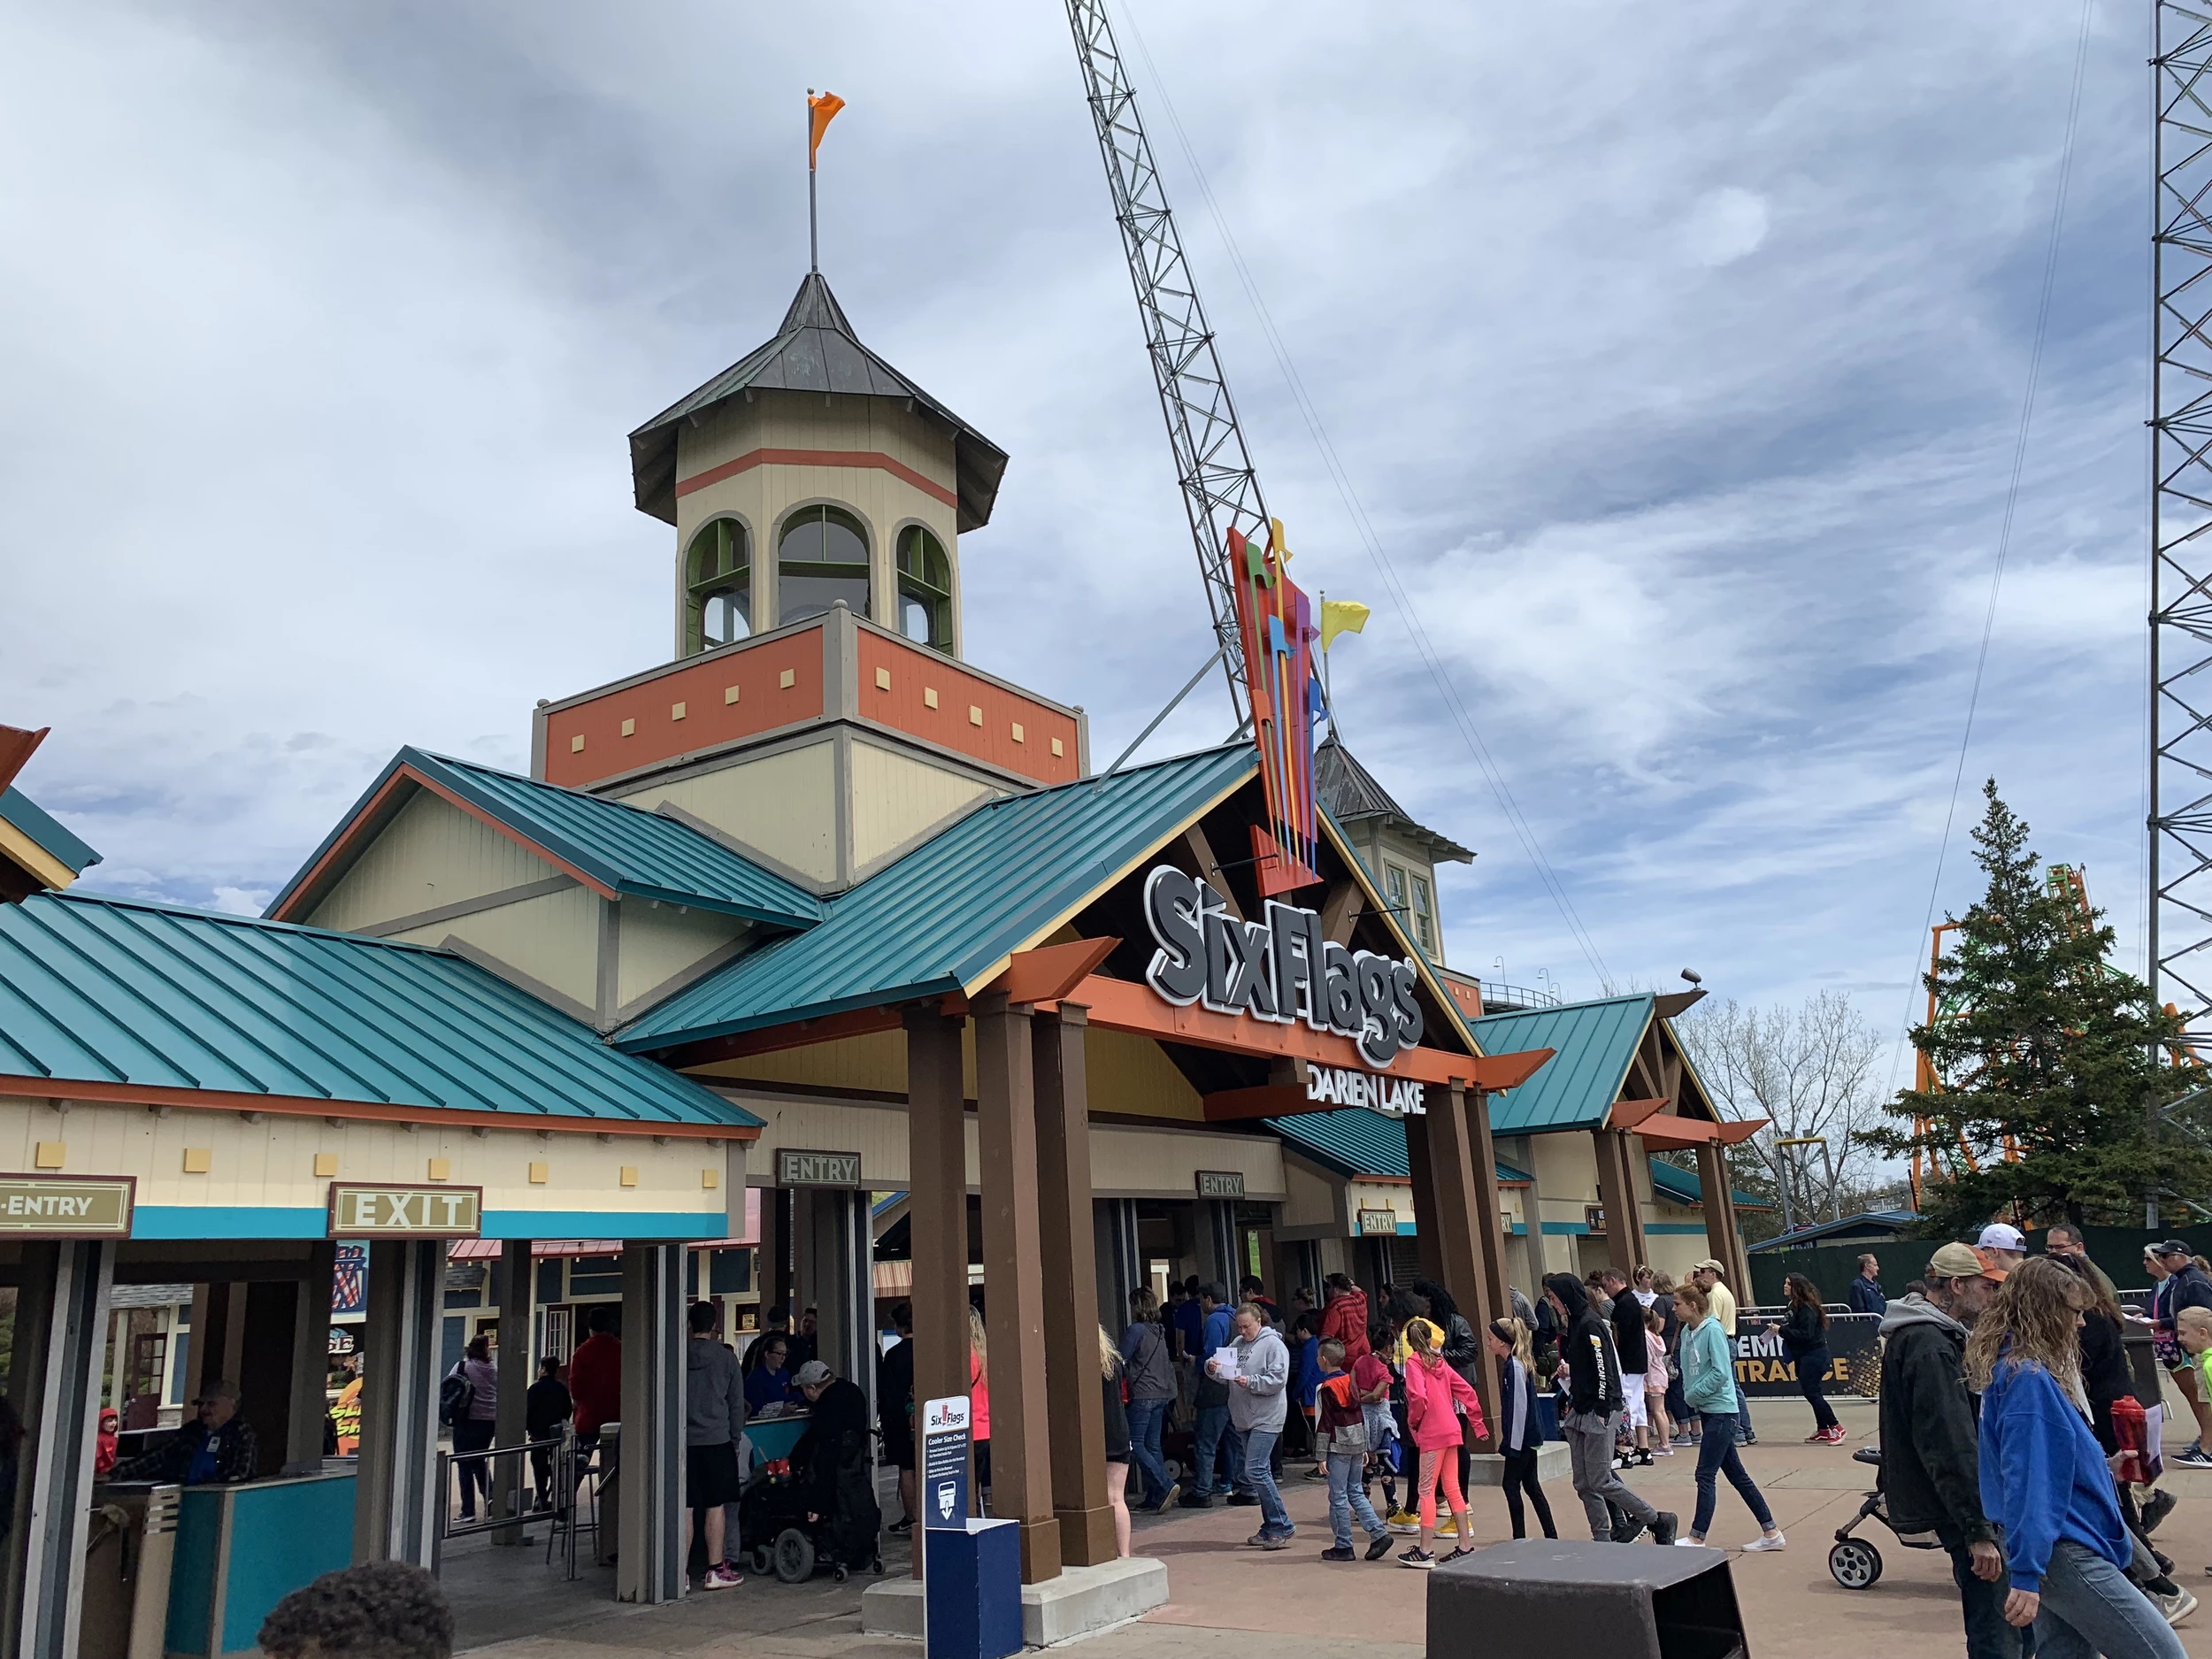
xmin=1017 ymin=1516 xmax=1064 ymax=1585
xmin=1056 ymin=1502 xmax=1118 ymax=1567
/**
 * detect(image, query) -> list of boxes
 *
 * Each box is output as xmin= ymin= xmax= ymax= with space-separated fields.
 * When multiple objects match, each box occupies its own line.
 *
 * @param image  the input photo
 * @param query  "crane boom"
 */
xmin=1064 ymin=0 xmax=1263 ymax=725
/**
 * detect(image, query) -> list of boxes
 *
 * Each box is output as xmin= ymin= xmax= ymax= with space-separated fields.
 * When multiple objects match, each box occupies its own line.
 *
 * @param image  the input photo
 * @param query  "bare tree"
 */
xmin=1675 ymin=991 xmax=1886 ymax=1232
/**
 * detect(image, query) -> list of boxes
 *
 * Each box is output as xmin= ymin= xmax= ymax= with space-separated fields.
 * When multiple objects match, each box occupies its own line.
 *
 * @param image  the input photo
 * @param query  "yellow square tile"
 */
xmin=780 ymin=669 xmax=795 ymax=689
xmin=182 ymin=1147 xmax=211 ymax=1174
xmin=529 ymin=1161 xmax=549 ymax=1184
xmin=671 ymin=701 xmax=687 ymax=721
xmin=427 ymin=1157 xmax=451 ymax=1181
xmin=702 ymin=1168 xmax=719 ymax=1189
xmin=33 ymin=1141 xmax=64 ymax=1170
xmin=312 ymin=1152 xmax=338 ymax=1178
xmin=968 ymin=705 xmax=983 ymax=726
xmin=570 ymin=734 xmax=585 ymax=754
xmin=1051 ymin=737 xmax=1064 ymax=757
xmin=875 ymin=667 xmax=892 ymax=690
xmin=1011 ymin=722 xmax=1025 ymax=743
xmin=619 ymin=1165 xmax=640 ymax=1187
xmin=725 ymin=684 xmax=741 ymax=704
xmin=924 ymin=687 xmax=939 ymax=710
xmin=620 ymin=718 xmax=635 ymax=737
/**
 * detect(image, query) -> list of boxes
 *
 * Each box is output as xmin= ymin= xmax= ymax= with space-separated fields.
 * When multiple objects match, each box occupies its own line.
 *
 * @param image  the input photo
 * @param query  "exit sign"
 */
xmin=327 ymin=1183 xmax=483 ymax=1238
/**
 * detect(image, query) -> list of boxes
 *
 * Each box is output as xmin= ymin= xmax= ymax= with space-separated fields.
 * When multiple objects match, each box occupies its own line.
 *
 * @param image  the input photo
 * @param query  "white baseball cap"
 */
xmin=1976 ymin=1222 xmax=2027 ymax=1253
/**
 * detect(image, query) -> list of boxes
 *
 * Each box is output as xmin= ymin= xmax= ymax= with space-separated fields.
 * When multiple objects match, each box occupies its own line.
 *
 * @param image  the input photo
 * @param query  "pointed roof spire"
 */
xmin=1314 ymin=732 xmax=1473 ymax=864
xmin=629 ymin=273 xmax=1008 ymax=533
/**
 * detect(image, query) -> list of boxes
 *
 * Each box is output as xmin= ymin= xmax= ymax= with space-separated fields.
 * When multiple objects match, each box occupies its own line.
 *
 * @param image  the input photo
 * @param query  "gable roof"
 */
xmin=1267 ymin=1107 xmax=1530 ymax=1185
xmin=0 ymin=786 xmax=102 ymax=897
xmin=0 ymin=890 xmax=761 ymax=1131
xmin=629 ymin=273 xmax=1009 ymax=533
xmin=613 ymin=743 xmax=1259 ymax=1051
xmin=1475 ymin=994 xmax=1655 ymax=1134
xmin=1313 ymin=734 xmax=1471 ymax=864
xmin=268 ymin=749 xmax=823 ymax=932
xmin=1646 ymin=1153 xmax=1770 ymax=1211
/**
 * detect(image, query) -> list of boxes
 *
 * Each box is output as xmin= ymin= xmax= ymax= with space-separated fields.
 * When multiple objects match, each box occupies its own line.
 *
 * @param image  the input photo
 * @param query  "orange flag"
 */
xmin=808 ymin=91 xmax=846 ymax=169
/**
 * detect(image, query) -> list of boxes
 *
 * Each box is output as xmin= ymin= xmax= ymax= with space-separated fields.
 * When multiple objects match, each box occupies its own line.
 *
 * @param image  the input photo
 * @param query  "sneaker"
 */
xmin=1159 ymin=1481 xmax=1181 ymax=1510
xmin=887 ymin=1517 xmax=913 ymax=1535
xmin=1365 ymin=1533 xmax=1396 ymax=1562
xmin=1388 ymin=1511 xmax=1423 ymax=1534
xmin=2175 ymin=1448 xmax=2212 ymax=1470
xmin=1260 ymin=1532 xmax=1293 ymax=1551
xmin=1673 ymin=1537 xmax=1709 ymax=1548
xmin=1633 ymin=1449 xmax=1654 ymax=1468
xmin=1179 ymin=1491 xmax=1214 ymax=1509
xmin=1227 ymin=1492 xmax=1262 ymax=1507
xmin=1651 ymin=1511 xmax=1678 ymax=1548
xmin=1802 ymin=1430 xmax=1827 ymax=1443
xmin=1320 ymin=1544 xmax=1356 ymax=1561
xmin=1440 ymin=1546 xmax=1474 ymax=1563
xmin=1303 ymin=1467 xmax=1331 ymax=1481
xmin=1610 ymin=1517 xmax=1647 ymax=1545
xmin=1821 ymin=1425 xmax=1848 ymax=1445
xmin=1743 ymin=1532 xmax=1787 ymax=1552
xmin=1399 ymin=1548 xmax=1436 ymax=1570
xmin=2155 ymin=1586 xmax=2199 ymax=1626
xmin=2145 ymin=1488 xmax=2179 ymax=1534
xmin=702 ymin=1564 xmax=744 ymax=1590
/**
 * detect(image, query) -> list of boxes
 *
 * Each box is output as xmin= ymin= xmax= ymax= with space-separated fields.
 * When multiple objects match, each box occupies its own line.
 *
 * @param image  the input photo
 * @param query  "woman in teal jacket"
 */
xmin=1672 ymin=1280 xmax=1785 ymax=1551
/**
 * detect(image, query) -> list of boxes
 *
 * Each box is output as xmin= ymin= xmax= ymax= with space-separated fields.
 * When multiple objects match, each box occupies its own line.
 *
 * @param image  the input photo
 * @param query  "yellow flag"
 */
xmin=808 ymin=91 xmax=846 ymax=168
xmin=1320 ymin=598 xmax=1370 ymax=652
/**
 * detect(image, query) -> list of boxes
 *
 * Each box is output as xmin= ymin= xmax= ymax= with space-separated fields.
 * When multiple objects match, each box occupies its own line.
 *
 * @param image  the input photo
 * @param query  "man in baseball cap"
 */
xmin=1974 ymin=1223 xmax=2026 ymax=1272
xmin=1879 ymin=1243 xmax=2008 ymax=1656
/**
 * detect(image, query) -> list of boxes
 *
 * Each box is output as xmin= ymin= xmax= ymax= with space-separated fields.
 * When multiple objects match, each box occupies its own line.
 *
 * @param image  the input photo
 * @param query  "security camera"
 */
xmin=1679 ymin=969 xmax=1702 ymax=986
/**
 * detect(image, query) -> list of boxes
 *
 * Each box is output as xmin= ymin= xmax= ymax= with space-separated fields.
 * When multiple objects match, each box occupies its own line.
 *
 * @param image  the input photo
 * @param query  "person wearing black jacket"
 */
xmin=1600 ymin=1269 xmax=1655 ymax=1466
xmin=1765 ymin=1274 xmax=1841 ymax=1444
xmin=1877 ymin=1244 xmax=2012 ymax=1659
xmin=525 ymin=1357 xmax=572 ymax=1513
xmin=1542 ymin=1274 xmax=1674 ymax=1547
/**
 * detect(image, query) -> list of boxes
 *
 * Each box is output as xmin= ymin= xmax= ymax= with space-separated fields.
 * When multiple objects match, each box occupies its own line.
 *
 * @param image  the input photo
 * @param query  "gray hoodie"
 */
xmin=687 ymin=1336 xmax=746 ymax=1448
xmin=1226 ymin=1325 xmax=1289 ymax=1433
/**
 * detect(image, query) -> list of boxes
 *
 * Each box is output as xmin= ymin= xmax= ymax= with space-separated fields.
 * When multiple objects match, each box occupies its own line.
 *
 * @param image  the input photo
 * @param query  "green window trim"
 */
xmin=1411 ymin=873 xmax=1435 ymax=954
xmin=896 ymin=524 xmax=954 ymax=654
xmin=778 ymin=504 xmax=871 ymax=626
xmin=684 ymin=518 xmax=751 ymax=656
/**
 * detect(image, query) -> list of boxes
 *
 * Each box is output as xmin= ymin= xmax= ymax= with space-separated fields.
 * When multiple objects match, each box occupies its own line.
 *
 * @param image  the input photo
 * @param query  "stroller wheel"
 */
xmin=833 ymin=1564 xmax=849 ymax=1583
xmin=1828 ymin=1538 xmax=1882 ymax=1589
xmin=749 ymin=1545 xmax=772 ymax=1577
xmin=773 ymin=1527 xmax=817 ymax=1584
xmin=872 ymin=1555 xmax=885 ymax=1575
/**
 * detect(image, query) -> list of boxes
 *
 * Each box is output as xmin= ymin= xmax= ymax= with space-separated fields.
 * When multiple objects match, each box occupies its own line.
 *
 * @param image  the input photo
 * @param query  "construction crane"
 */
xmin=1063 ymin=1 xmax=1325 ymax=895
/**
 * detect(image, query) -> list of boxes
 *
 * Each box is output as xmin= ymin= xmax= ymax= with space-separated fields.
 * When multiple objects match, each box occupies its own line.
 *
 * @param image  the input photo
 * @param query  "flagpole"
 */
xmin=807 ymin=91 xmax=819 ymax=273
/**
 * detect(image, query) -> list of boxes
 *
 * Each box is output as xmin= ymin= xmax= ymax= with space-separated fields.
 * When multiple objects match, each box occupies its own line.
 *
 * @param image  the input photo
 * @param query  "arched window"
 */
xmin=896 ymin=525 xmax=953 ymax=653
xmin=778 ymin=504 xmax=870 ymax=626
xmin=684 ymin=518 xmax=751 ymax=654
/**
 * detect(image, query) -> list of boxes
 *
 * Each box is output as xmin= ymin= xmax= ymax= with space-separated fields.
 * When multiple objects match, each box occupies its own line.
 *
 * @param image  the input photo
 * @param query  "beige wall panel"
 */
xmin=1642 ymin=1233 xmax=1707 ymax=1286
xmin=388 ymin=883 xmax=600 ymax=1010
xmin=688 ymin=1025 xmax=981 ymax=1102
xmin=309 ymin=789 xmax=557 ymax=934
xmin=1090 ymin=1124 xmax=1284 ymax=1202
xmin=1 ymin=1102 xmax=732 ymax=1230
xmin=1086 ymin=1030 xmax=1204 ymax=1122
xmin=617 ymin=741 xmax=839 ymax=882
xmin=616 ymin=901 xmax=749 ymax=1010
xmin=722 ymin=1093 xmax=926 ymax=1189
xmin=847 ymin=740 xmax=998 ymax=873
xmin=1532 ymin=1132 xmax=1598 ymax=1205
xmin=1346 ymin=1179 xmax=1409 ymax=1233
xmin=1280 ymin=1157 xmax=1339 ymax=1231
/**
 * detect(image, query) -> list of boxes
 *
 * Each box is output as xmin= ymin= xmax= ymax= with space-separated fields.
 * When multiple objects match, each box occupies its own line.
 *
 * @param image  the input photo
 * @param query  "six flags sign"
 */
xmin=1141 ymin=864 xmax=1425 ymax=1068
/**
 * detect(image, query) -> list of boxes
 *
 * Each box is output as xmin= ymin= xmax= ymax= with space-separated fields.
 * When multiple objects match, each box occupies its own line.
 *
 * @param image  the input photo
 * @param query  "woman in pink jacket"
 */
xmin=1400 ymin=1316 xmax=1486 ymax=1569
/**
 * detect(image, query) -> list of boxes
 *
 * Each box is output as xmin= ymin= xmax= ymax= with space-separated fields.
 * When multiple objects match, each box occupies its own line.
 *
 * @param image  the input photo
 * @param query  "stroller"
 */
xmin=1828 ymin=1446 xmax=1943 ymax=1589
xmin=739 ymin=1415 xmax=884 ymax=1584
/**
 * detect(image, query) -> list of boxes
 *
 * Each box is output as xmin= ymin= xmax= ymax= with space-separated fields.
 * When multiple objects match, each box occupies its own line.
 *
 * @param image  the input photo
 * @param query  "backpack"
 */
xmin=438 ymin=1365 xmax=474 ymax=1428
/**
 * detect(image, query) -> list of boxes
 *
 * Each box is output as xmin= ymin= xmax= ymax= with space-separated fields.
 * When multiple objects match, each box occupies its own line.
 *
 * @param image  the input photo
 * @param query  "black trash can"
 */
xmin=1428 ymin=1539 xmax=1747 ymax=1659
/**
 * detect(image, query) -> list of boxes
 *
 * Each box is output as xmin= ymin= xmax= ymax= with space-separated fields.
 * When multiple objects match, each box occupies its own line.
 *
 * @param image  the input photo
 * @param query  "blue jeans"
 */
xmin=1692 ymin=1412 xmax=1772 ymax=1538
xmin=1243 ymin=1427 xmax=1291 ymax=1535
xmin=1325 ymin=1450 xmax=1385 ymax=1548
xmin=1193 ymin=1405 xmax=1243 ymax=1497
xmin=2032 ymin=1538 xmax=2187 ymax=1659
xmin=1933 ymin=1524 xmax=2021 ymax=1659
xmin=1735 ymin=1387 xmax=1755 ymax=1443
xmin=1125 ymin=1397 xmax=1171 ymax=1508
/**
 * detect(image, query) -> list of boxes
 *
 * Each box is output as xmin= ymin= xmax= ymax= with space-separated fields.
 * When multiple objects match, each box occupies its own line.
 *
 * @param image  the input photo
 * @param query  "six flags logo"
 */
xmin=924 ymin=1397 xmax=971 ymax=1435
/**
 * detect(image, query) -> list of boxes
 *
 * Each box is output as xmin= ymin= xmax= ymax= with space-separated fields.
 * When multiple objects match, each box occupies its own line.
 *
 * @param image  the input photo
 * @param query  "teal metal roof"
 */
xmin=0 ymin=890 xmax=761 ymax=1128
xmin=0 ymin=787 xmax=100 ymax=878
xmin=1476 ymin=994 xmax=1654 ymax=1133
xmin=271 ymin=748 xmax=822 ymax=930
xmin=615 ymin=743 xmax=1258 ymax=1050
xmin=1646 ymin=1155 xmax=1766 ymax=1211
xmin=1266 ymin=1108 xmax=1531 ymax=1185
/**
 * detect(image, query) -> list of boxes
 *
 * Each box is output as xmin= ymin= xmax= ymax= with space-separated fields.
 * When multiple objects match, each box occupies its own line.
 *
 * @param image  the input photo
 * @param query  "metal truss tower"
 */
xmin=1064 ymin=0 xmax=1264 ymax=726
xmin=2153 ymin=3 xmax=2212 ymax=1048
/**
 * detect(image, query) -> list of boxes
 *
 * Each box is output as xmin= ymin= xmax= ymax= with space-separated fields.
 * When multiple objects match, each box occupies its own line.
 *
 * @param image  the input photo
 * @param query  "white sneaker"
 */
xmin=2154 ymin=1586 xmax=2198 ymax=1626
xmin=1672 ymin=1537 xmax=1710 ymax=1548
xmin=1742 ymin=1532 xmax=1786 ymax=1553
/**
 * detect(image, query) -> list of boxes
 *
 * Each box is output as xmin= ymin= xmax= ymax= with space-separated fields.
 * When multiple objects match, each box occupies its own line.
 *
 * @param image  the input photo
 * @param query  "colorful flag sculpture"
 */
xmin=1229 ymin=519 xmax=1322 ymax=895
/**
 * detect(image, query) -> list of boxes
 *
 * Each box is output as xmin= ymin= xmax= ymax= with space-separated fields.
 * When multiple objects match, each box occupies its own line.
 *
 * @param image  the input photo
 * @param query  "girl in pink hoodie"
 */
xmin=1401 ymin=1317 xmax=1486 ymax=1568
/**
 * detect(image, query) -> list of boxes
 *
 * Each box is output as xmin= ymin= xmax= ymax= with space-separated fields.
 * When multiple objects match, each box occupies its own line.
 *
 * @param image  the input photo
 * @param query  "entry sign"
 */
xmin=327 ymin=1183 xmax=483 ymax=1238
xmin=921 ymin=1394 xmax=972 ymax=1529
xmin=0 ymin=1176 xmax=134 ymax=1238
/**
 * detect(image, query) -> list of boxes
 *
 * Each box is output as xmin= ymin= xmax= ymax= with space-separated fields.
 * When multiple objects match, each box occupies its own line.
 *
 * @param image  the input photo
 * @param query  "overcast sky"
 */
xmin=0 ymin=1 xmax=2149 ymax=1064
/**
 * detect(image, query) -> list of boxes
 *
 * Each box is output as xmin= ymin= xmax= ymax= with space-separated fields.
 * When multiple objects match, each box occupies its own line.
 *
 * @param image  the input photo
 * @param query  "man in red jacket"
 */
xmin=568 ymin=1305 xmax=622 ymax=1448
xmin=1319 ymin=1274 xmax=1371 ymax=1364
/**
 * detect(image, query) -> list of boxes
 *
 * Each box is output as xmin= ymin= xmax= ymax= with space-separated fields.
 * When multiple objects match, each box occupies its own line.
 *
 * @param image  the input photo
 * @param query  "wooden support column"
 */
xmin=972 ymin=990 xmax=1060 ymax=1583
xmin=1423 ymin=1087 xmax=1499 ymax=1441
xmin=1696 ymin=1140 xmax=1748 ymax=1289
xmin=1592 ymin=1129 xmax=1642 ymax=1275
xmin=1033 ymin=1002 xmax=1115 ymax=1566
xmin=757 ymin=1187 xmax=793 ymax=1325
xmin=1405 ymin=1108 xmax=1443 ymax=1286
xmin=1459 ymin=1085 xmax=1513 ymax=1340
xmin=904 ymin=1003 xmax=971 ymax=1580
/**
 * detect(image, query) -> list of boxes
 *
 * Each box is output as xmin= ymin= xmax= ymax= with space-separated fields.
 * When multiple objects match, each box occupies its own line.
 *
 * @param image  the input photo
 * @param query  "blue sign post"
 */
xmin=919 ymin=1394 xmax=1020 ymax=1659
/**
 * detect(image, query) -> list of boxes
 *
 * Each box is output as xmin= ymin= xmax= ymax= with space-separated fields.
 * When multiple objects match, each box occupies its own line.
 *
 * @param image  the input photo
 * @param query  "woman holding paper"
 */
xmin=1226 ymin=1304 xmax=1294 ymax=1548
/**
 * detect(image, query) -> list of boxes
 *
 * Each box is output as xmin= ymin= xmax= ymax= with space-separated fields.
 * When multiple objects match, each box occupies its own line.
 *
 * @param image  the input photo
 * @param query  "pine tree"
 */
xmin=1869 ymin=780 xmax=2207 ymax=1233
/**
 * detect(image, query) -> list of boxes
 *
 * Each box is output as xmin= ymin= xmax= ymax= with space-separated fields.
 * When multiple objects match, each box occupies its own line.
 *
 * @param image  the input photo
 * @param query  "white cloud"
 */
xmin=1681 ymin=188 xmax=1770 ymax=266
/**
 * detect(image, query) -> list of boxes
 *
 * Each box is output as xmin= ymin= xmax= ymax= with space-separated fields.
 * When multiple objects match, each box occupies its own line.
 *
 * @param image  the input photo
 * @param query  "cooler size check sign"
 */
xmin=326 ymin=1183 xmax=483 ymax=1238
xmin=1141 ymin=864 xmax=1425 ymax=1067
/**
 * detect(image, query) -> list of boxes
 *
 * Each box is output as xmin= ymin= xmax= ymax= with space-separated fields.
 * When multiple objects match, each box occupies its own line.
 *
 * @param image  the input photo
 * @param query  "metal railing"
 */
xmin=431 ymin=1437 xmax=565 ymax=1570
